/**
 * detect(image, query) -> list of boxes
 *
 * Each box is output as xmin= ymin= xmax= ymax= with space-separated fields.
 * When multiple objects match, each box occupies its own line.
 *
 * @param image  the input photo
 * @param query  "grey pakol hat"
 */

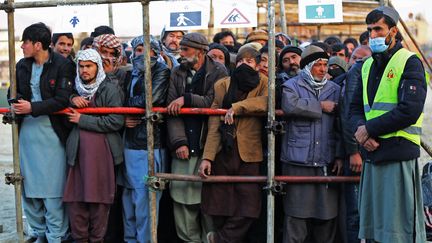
xmin=375 ymin=6 xmax=400 ymax=24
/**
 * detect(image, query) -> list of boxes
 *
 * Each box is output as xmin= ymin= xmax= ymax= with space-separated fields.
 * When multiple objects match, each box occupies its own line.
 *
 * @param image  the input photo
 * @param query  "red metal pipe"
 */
xmin=156 ymin=173 xmax=360 ymax=183
xmin=0 ymin=107 xmax=286 ymax=116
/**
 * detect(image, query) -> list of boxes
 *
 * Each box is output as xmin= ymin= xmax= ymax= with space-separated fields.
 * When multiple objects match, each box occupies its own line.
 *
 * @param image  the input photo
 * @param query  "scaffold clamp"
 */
xmin=1 ymin=1 xmax=14 ymax=13
xmin=263 ymin=181 xmax=285 ymax=195
xmin=149 ymin=112 xmax=163 ymax=124
xmin=146 ymin=176 xmax=167 ymax=191
xmin=265 ymin=120 xmax=285 ymax=135
xmin=5 ymin=173 xmax=23 ymax=185
xmin=2 ymin=112 xmax=15 ymax=125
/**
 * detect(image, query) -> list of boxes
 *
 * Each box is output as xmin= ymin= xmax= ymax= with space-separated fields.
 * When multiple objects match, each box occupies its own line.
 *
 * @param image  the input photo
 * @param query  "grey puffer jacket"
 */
xmin=66 ymin=76 xmax=125 ymax=166
xmin=281 ymin=75 xmax=340 ymax=167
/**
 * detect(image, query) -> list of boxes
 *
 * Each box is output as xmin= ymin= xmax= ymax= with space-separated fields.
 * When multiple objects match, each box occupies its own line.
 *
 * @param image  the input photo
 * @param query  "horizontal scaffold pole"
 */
xmin=0 ymin=0 xmax=140 ymax=11
xmin=0 ymin=107 xmax=286 ymax=116
xmin=156 ymin=173 xmax=361 ymax=183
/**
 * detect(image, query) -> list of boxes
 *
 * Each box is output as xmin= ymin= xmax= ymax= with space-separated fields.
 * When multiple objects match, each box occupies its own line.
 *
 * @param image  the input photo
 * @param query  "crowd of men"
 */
xmin=6 ymin=5 xmax=427 ymax=243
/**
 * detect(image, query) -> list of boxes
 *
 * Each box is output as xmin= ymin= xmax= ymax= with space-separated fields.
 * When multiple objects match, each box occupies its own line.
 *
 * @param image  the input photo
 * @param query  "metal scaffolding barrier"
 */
xmin=1 ymin=0 xmax=431 ymax=243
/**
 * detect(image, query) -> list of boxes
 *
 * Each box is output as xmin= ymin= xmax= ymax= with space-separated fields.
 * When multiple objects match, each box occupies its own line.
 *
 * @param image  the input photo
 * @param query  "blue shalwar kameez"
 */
xmin=19 ymin=63 xmax=68 ymax=242
xmin=117 ymin=148 xmax=167 ymax=243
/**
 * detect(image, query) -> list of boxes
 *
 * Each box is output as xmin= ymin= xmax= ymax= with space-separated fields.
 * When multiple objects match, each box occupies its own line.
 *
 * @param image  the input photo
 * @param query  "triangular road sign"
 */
xmin=220 ymin=8 xmax=250 ymax=25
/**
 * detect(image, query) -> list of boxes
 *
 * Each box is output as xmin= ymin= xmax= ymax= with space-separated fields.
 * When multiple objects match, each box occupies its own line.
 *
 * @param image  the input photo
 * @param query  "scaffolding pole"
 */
xmin=5 ymin=0 xmax=24 ymax=241
xmin=156 ymin=173 xmax=361 ymax=183
xmin=266 ymin=1 xmax=276 ymax=242
xmin=0 ymin=0 xmax=137 ymax=10
xmin=141 ymin=1 xmax=157 ymax=243
xmin=278 ymin=0 xmax=287 ymax=34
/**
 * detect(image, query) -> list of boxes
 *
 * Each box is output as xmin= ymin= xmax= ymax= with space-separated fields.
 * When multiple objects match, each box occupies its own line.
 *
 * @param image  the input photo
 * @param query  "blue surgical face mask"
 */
xmin=369 ymin=30 xmax=393 ymax=53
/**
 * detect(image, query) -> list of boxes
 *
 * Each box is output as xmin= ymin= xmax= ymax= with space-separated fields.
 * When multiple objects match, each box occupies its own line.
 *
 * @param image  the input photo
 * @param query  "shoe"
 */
xmin=207 ymin=231 xmax=216 ymax=243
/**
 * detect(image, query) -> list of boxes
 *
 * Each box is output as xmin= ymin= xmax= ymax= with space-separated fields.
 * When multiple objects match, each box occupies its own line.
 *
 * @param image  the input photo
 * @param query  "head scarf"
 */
xmin=92 ymin=34 xmax=123 ymax=68
xmin=75 ymin=49 xmax=106 ymax=99
xmin=130 ymin=35 xmax=161 ymax=77
xmin=300 ymin=58 xmax=328 ymax=91
xmin=130 ymin=35 xmax=161 ymax=58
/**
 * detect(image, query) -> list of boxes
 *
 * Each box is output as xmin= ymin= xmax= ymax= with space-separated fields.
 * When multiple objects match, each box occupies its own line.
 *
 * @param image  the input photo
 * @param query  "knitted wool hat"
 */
xmin=300 ymin=45 xmax=329 ymax=69
xmin=328 ymin=56 xmax=348 ymax=72
xmin=278 ymin=45 xmax=303 ymax=70
xmin=180 ymin=32 xmax=209 ymax=51
xmin=246 ymin=29 xmax=268 ymax=43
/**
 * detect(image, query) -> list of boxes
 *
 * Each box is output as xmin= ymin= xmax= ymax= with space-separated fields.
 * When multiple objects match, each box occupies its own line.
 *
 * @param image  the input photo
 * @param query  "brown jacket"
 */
xmin=203 ymin=74 xmax=268 ymax=163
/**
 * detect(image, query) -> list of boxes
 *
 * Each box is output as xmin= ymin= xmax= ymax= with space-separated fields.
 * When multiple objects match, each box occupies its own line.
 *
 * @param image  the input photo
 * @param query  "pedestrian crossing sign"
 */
xmin=170 ymin=11 xmax=202 ymax=27
xmin=213 ymin=0 xmax=257 ymax=28
xmin=220 ymin=8 xmax=250 ymax=25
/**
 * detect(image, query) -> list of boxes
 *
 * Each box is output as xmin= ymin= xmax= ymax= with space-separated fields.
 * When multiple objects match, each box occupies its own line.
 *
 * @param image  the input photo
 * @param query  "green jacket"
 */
xmin=66 ymin=76 xmax=125 ymax=166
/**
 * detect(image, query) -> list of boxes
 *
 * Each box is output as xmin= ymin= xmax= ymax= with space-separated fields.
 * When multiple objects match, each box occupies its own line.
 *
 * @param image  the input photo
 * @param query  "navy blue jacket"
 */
xmin=349 ymin=42 xmax=427 ymax=162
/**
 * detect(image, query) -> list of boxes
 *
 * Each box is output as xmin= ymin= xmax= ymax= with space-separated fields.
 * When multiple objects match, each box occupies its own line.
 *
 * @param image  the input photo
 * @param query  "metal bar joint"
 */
xmin=263 ymin=181 xmax=285 ymax=195
xmin=2 ymin=111 xmax=15 ymax=125
xmin=266 ymin=120 xmax=285 ymax=134
xmin=5 ymin=173 xmax=23 ymax=185
xmin=2 ymin=1 xmax=14 ymax=13
xmin=149 ymin=112 xmax=163 ymax=124
xmin=146 ymin=176 xmax=167 ymax=191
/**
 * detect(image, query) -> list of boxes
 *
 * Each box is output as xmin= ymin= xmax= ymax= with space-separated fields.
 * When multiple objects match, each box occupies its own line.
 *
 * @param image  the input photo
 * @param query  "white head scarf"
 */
xmin=300 ymin=58 xmax=328 ymax=91
xmin=75 ymin=49 xmax=106 ymax=99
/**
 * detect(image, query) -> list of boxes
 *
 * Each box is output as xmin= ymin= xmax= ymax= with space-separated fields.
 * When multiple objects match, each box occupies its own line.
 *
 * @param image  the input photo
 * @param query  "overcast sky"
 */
xmin=0 ymin=0 xmax=430 ymax=38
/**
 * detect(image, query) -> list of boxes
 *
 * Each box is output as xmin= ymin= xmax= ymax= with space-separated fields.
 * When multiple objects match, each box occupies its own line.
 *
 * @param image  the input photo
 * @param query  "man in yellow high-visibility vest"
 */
xmin=349 ymin=6 xmax=427 ymax=243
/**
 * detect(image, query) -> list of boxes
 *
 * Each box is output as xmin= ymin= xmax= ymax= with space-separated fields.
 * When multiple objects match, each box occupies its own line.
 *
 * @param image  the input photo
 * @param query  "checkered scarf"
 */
xmin=75 ymin=49 xmax=106 ymax=99
xmin=92 ymin=34 xmax=123 ymax=68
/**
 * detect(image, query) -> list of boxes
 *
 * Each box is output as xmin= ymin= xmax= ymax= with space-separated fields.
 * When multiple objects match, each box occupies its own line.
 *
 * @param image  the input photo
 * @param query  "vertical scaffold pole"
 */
xmin=279 ymin=0 xmax=287 ymax=34
xmin=6 ymin=0 xmax=24 ymax=241
xmin=141 ymin=1 xmax=157 ymax=243
xmin=266 ymin=1 xmax=276 ymax=243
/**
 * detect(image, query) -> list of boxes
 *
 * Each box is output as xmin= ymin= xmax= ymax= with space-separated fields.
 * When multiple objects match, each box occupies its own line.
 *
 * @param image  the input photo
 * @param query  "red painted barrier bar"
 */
xmin=0 ymin=107 xmax=286 ymax=116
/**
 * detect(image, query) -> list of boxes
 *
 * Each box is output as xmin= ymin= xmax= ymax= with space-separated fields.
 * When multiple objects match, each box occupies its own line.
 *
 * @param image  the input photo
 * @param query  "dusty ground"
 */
xmin=0 ymin=93 xmax=432 ymax=242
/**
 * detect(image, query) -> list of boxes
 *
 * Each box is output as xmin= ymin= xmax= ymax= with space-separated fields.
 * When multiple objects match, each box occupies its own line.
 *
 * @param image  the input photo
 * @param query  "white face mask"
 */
xmin=369 ymin=29 xmax=393 ymax=53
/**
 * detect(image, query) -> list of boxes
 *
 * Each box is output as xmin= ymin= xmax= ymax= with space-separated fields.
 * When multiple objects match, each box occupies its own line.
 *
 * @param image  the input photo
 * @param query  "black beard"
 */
xmin=80 ymin=76 xmax=96 ymax=84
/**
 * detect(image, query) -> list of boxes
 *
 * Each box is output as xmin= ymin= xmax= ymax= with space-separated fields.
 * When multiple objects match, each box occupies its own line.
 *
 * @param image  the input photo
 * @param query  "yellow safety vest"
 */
xmin=361 ymin=48 xmax=424 ymax=145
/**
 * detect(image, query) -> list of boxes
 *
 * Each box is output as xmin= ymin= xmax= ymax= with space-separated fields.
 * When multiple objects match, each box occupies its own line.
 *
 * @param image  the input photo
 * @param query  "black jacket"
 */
xmin=10 ymin=49 xmax=75 ymax=145
xmin=124 ymin=58 xmax=171 ymax=150
xmin=166 ymin=56 xmax=228 ymax=154
xmin=349 ymin=42 xmax=427 ymax=162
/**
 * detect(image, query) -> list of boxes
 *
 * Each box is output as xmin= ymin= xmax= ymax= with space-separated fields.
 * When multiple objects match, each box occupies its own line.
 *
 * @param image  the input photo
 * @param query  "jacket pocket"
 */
xmin=286 ymin=138 xmax=310 ymax=163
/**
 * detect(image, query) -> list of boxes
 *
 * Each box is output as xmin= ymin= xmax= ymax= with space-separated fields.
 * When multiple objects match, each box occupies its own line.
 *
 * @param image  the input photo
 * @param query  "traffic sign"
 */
xmin=220 ymin=8 xmax=250 ymax=25
xmin=299 ymin=0 xmax=343 ymax=23
xmin=214 ymin=0 xmax=257 ymax=28
xmin=151 ymin=0 xmax=210 ymax=31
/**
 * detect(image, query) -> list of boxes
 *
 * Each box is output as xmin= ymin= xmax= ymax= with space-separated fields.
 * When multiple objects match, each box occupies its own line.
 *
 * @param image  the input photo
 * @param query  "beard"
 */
xmin=286 ymin=64 xmax=300 ymax=77
xmin=80 ymin=74 xmax=97 ymax=84
xmin=179 ymin=56 xmax=198 ymax=70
